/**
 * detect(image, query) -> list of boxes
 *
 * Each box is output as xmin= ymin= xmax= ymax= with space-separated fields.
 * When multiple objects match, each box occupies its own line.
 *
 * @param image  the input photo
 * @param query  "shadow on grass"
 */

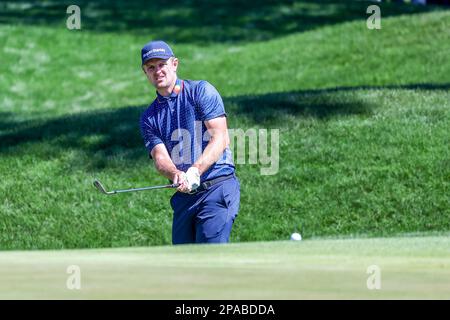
xmin=0 ymin=0 xmax=445 ymax=44
xmin=227 ymin=83 xmax=450 ymax=123
xmin=0 ymin=83 xmax=448 ymax=170
xmin=0 ymin=113 xmax=18 ymax=131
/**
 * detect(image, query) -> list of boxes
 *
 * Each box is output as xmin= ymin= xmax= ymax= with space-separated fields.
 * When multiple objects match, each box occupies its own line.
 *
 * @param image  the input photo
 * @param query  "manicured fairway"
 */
xmin=0 ymin=235 xmax=448 ymax=299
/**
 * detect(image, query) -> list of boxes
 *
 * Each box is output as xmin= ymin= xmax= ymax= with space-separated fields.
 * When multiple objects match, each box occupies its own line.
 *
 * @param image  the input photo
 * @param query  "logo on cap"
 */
xmin=143 ymin=48 xmax=166 ymax=58
xmin=141 ymin=40 xmax=174 ymax=65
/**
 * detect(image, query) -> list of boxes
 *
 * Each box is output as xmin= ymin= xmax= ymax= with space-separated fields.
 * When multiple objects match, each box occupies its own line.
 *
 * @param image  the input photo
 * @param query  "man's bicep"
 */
xmin=204 ymin=116 xmax=228 ymax=131
xmin=204 ymin=116 xmax=229 ymax=144
xmin=150 ymin=143 xmax=170 ymax=160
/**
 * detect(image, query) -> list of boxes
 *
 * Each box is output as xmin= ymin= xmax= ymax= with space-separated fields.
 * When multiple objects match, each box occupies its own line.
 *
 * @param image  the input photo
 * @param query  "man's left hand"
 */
xmin=178 ymin=167 xmax=200 ymax=193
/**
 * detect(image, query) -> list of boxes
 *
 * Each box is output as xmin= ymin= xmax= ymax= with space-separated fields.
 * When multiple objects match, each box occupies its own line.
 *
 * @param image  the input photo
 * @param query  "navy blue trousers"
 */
xmin=170 ymin=176 xmax=240 ymax=244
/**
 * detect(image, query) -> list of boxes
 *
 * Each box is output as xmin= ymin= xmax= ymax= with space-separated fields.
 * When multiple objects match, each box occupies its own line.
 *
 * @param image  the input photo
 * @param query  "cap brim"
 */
xmin=142 ymin=55 xmax=174 ymax=65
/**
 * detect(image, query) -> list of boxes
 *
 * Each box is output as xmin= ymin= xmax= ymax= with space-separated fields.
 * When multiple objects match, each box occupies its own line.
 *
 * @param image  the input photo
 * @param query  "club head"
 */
xmin=93 ymin=179 xmax=111 ymax=195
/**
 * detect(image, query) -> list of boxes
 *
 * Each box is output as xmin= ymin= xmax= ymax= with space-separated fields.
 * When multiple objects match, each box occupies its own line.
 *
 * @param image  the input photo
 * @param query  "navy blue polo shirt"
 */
xmin=140 ymin=78 xmax=235 ymax=182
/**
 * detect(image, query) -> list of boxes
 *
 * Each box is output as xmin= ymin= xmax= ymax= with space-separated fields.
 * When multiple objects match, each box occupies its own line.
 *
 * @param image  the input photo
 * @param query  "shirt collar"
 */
xmin=156 ymin=78 xmax=183 ymax=101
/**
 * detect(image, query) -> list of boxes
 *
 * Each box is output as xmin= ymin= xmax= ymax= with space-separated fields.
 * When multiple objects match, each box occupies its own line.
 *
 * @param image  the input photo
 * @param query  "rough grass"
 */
xmin=0 ymin=2 xmax=449 ymax=249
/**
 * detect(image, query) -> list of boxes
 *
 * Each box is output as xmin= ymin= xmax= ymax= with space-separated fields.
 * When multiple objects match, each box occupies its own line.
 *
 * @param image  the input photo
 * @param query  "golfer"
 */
xmin=139 ymin=40 xmax=240 ymax=244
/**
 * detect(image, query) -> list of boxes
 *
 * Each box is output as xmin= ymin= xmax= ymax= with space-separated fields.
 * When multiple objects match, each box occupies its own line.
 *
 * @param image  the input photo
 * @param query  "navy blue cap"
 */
xmin=141 ymin=40 xmax=174 ymax=65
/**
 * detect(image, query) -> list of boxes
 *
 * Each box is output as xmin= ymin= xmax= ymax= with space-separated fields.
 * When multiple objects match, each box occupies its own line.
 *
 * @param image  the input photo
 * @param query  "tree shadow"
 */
xmin=227 ymin=83 xmax=450 ymax=123
xmin=0 ymin=0 xmax=445 ymax=44
xmin=0 ymin=113 xmax=19 ymax=131
xmin=228 ymin=90 xmax=371 ymax=124
xmin=0 ymin=106 xmax=146 ymax=170
xmin=0 ymin=83 xmax=448 ymax=170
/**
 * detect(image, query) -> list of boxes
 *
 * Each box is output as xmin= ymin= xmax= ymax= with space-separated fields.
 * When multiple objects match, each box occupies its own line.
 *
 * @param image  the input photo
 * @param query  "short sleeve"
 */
xmin=140 ymin=112 xmax=163 ymax=154
xmin=196 ymin=81 xmax=226 ymax=121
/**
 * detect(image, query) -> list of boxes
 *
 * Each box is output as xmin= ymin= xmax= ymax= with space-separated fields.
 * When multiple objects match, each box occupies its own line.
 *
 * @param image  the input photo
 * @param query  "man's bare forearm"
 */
xmin=192 ymin=135 xmax=227 ymax=175
xmin=153 ymin=154 xmax=180 ymax=181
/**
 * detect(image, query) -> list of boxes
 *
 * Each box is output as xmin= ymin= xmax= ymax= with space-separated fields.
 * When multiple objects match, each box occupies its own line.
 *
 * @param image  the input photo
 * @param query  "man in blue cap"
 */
xmin=139 ymin=40 xmax=240 ymax=244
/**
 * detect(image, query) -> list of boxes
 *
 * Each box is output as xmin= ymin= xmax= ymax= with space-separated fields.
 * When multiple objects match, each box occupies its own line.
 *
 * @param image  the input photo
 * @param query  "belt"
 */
xmin=189 ymin=174 xmax=235 ymax=194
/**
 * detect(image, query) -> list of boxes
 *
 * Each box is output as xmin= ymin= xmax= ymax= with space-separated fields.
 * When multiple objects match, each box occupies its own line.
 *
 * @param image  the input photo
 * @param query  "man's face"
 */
xmin=142 ymin=57 xmax=178 ymax=89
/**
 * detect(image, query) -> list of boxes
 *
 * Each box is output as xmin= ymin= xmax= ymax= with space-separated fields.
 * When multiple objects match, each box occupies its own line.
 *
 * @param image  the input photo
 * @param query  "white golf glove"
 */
xmin=184 ymin=167 xmax=200 ymax=191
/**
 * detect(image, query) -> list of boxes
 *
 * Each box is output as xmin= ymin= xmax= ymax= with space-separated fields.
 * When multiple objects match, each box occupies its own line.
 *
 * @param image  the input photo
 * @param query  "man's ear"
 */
xmin=172 ymin=58 xmax=179 ymax=71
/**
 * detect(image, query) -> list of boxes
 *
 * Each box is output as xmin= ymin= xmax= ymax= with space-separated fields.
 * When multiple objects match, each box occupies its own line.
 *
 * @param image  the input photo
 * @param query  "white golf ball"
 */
xmin=290 ymin=232 xmax=302 ymax=241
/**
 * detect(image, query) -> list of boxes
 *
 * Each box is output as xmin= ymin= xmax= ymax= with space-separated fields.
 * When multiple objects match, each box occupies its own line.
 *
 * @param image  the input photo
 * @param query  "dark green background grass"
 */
xmin=0 ymin=1 xmax=449 ymax=249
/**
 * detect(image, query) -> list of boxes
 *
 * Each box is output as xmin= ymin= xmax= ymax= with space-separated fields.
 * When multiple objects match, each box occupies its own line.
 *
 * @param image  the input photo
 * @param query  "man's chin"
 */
xmin=154 ymin=82 xmax=167 ymax=89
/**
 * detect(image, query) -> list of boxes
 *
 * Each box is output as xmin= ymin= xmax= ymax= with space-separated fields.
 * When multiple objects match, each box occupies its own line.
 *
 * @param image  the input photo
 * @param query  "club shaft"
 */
xmin=110 ymin=184 xmax=177 ymax=194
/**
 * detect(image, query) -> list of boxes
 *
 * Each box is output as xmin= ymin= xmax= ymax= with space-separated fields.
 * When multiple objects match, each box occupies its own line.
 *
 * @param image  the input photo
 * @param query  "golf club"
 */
xmin=93 ymin=179 xmax=179 ymax=195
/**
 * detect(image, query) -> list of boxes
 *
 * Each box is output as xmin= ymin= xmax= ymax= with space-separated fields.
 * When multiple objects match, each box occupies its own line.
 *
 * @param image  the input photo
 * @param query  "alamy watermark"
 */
xmin=366 ymin=5 xmax=381 ymax=30
xmin=66 ymin=265 xmax=81 ymax=290
xmin=366 ymin=265 xmax=381 ymax=290
xmin=229 ymin=128 xmax=279 ymax=175
xmin=168 ymin=121 xmax=279 ymax=175
xmin=66 ymin=5 xmax=81 ymax=30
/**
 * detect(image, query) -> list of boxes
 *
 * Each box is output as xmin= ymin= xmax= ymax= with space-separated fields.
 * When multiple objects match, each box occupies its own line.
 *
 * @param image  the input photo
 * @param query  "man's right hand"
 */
xmin=172 ymin=171 xmax=189 ymax=193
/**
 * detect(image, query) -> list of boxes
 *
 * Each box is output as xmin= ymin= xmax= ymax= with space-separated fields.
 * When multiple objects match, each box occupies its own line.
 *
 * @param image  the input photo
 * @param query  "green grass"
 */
xmin=0 ymin=0 xmax=443 ymax=44
xmin=0 ymin=236 xmax=449 ymax=299
xmin=0 ymin=1 xmax=449 ymax=249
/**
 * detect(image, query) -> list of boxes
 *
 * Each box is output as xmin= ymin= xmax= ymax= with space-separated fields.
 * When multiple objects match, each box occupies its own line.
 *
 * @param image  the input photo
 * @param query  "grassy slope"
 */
xmin=0 ymin=4 xmax=449 ymax=249
xmin=0 ymin=236 xmax=449 ymax=299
